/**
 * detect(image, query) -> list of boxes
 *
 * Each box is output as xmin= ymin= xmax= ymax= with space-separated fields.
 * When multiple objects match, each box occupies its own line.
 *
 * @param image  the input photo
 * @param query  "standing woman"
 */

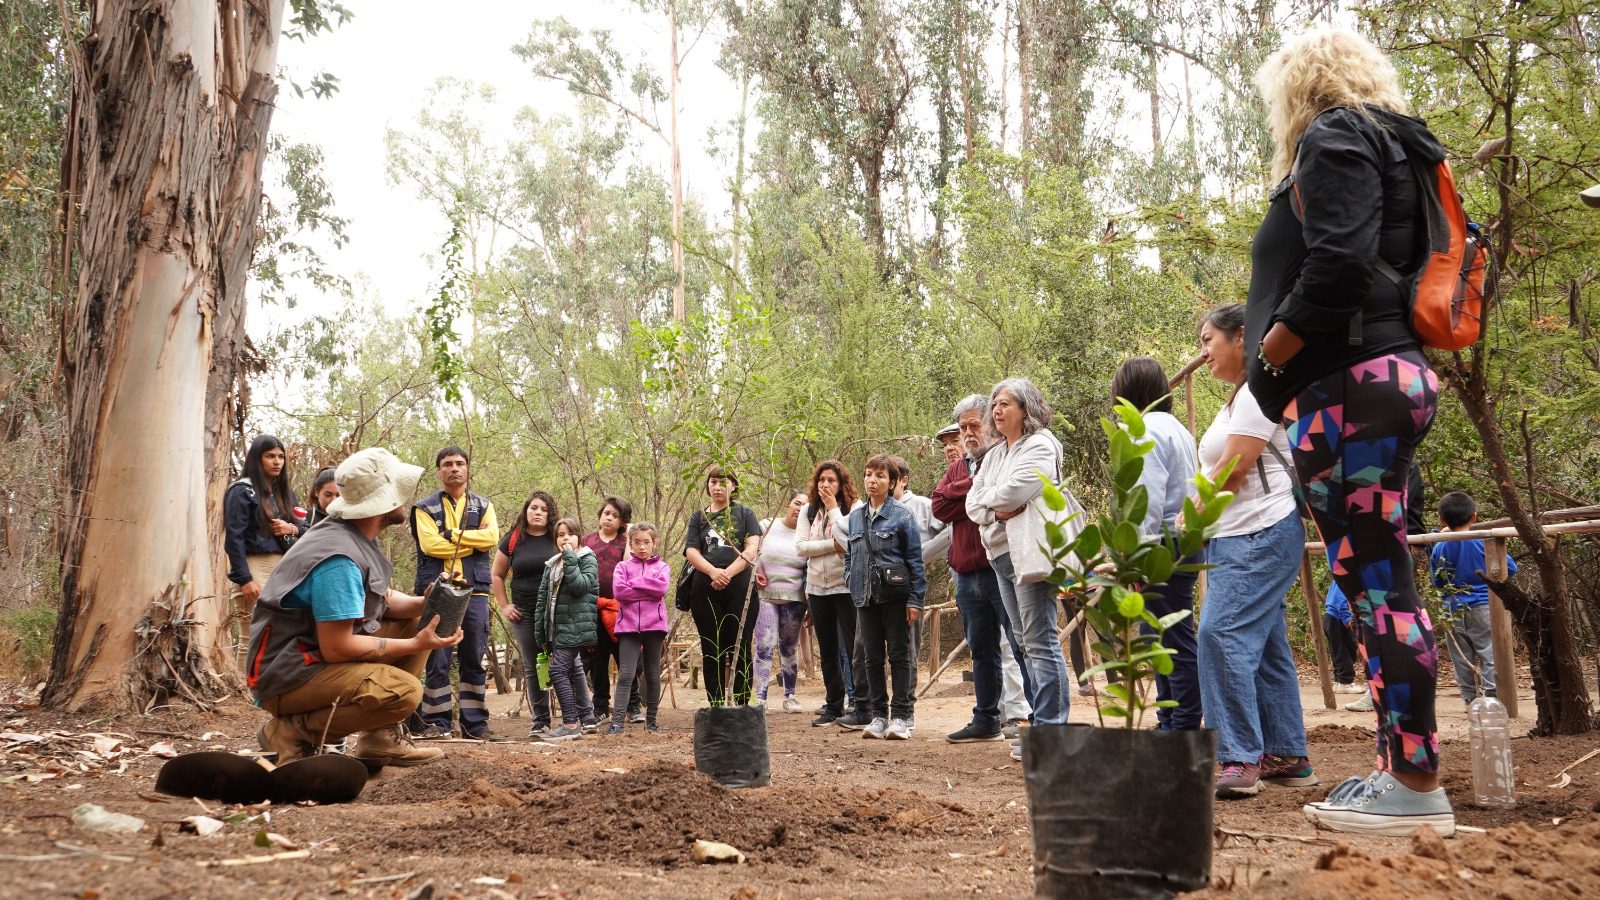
xmin=225 ymin=435 xmax=307 ymax=617
xmin=492 ymin=490 xmax=559 ymax=738
xmin=1193 ymin=305 xmax=1314 ymax=800
xmin=1250 ymin=28 xmax=1450 ymax=835
xmin=584 ymin=496 xmax=639 ymax=722
xmin=306 ymin=467 xmax=339 ymax=526
xmin=753 ymin=490 xmax=810 ymax=712
xmin=796 ymin=460 xmax=861 ymax=727
xmin=684 ymin=466 xmax=763 ymax=705
xmin=966 ymin=378 xmax=1074 ymax=739
xmin=1110 ymin=357 xmax=1203 ymax=731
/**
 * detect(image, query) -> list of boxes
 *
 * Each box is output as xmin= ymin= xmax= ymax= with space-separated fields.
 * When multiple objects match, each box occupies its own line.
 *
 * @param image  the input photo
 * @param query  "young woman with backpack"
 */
xmin=1248 ymin=28 xmax=1452 ymax=838
xmin=225 ymin=435 xmax=307 ymax=614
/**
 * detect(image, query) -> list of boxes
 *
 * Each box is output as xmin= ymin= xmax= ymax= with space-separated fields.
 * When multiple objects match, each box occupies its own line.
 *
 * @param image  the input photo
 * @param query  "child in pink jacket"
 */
xmin=607 ymin=523 xmax=671 ymax=734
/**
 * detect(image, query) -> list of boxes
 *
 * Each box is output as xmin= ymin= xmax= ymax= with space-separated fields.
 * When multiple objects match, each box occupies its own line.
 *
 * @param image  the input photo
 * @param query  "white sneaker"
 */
xmin=782 ymin=697 xmax=802 ymax=713
xmin=885 ymin=718 xmax=911 ymax=740
xmin=1343 ymin=694 xmax=1374 ymax=712
xmin=863 ymin=717 xmax=888 ymax=739
xmin=1335 ymin=682 xmax=1365 ymax=695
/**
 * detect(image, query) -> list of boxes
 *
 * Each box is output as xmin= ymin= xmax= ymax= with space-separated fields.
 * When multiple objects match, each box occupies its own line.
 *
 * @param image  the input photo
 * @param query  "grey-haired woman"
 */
xmin=966 ymin=378 xmax=1074 ymax=733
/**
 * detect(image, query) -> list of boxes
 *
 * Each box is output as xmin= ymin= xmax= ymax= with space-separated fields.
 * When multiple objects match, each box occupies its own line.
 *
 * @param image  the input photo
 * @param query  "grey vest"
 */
xmin=246 ymin=518 xmax=395 ymax=701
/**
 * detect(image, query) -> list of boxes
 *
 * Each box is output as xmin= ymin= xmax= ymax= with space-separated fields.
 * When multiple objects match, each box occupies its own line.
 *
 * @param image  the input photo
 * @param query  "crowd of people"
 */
xmin=231 ymin=26 xmax=1511 ymax=840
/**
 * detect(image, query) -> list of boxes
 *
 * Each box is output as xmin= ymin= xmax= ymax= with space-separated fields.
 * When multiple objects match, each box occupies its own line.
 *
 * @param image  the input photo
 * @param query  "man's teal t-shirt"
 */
xmin=282 ymin=556 xmax=366 ymax=622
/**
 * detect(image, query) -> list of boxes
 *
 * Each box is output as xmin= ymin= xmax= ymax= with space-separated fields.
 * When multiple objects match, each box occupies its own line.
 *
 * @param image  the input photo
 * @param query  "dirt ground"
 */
xmin=2 ymin=669 xmax=1598 ymax=899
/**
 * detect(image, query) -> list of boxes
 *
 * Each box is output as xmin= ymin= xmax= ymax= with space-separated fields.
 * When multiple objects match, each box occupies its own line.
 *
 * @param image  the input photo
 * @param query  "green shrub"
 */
xmin=1 ymin=604 xmax=56 ymax=682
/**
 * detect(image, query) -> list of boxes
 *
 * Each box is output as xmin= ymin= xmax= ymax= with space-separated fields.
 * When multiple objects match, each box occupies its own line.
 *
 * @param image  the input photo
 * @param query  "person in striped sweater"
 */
xmin=753 ymin=490 xmax=809 ymax=711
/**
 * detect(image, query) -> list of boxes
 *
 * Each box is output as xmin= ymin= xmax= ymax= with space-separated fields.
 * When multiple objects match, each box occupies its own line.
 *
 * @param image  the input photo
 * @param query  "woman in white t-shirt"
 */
xmin=1193 ymin=305 xmax=1315 ymax=801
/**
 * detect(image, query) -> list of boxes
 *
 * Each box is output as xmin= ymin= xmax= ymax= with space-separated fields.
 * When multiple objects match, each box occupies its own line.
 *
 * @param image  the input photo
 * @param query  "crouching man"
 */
xmin=247 ymin=448 xmax=463 ymax=768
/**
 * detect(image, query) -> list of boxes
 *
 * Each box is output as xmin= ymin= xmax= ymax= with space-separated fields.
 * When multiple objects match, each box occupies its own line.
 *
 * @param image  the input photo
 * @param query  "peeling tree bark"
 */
xmin=46 ymin=0 xmax=286 ymax=712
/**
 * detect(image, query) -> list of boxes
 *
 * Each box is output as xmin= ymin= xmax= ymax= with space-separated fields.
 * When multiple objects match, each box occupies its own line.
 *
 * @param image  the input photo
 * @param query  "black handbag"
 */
xmin=674 ymin=562 xmax=695 ymax=612
xmin=873 ymin=562 xmax=911 ymax=605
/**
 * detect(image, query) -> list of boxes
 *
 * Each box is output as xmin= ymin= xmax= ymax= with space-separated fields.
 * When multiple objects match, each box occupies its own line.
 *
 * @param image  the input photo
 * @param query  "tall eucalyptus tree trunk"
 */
xmin=46 ymin=0 xmax=285 ymax=711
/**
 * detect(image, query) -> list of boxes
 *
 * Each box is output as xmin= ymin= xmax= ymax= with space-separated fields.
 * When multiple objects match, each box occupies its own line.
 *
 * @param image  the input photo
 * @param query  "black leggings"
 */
xmin=807 ymin=591 xmax=861 ymax=714
xmin=589 ymin=623 xmax=641 ymax=715
xmin=611 ymin=632 xmax=665 ymax=727
xmin=690 ymin=570 xmax=758 ymax=704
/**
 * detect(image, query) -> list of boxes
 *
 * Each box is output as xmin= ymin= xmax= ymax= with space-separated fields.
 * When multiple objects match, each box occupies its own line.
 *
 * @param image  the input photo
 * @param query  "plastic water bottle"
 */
xmin=1468 ymin=696 xmax=1515 ymax=808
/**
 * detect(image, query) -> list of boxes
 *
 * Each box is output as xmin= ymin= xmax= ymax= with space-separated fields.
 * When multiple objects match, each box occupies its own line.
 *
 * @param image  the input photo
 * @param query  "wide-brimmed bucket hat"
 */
xmin=327 ymin=448 xmax=423 ymax=520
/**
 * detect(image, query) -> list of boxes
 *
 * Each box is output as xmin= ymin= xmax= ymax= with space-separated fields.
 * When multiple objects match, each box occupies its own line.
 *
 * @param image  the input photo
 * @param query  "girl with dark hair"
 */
xmin=585 ymin=496 xmax=640 ymax=722
xmin=798 ymin=460 xmax=865 ymax=726
xmin=225 ymin=435 xmax=307 ymax=614
xmin=1193 ymin=305 xmax=1314 ymax=800
xmin=1111 ymin=356 xmax=1202 ymax=730
xmin=684 ymin=465 xmax=763 ymax=704
xmin=492 ymin=490 xmax=562 ymax=738
xmin=307 ymin=467 xmax=338 ymax=526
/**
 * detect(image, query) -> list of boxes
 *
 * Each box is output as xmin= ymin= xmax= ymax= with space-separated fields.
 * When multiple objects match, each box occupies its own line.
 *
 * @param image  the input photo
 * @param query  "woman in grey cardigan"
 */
xmin=966 ymin=377 xmax=1073 ymax=731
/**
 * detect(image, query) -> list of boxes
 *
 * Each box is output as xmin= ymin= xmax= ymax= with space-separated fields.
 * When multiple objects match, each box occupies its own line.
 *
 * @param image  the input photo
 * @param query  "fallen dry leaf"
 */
xmin=147 ymin=741 xmax=178 ymax=758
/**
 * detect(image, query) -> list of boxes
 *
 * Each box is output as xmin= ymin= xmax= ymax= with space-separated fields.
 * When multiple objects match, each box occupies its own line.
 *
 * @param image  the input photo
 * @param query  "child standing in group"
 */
xmin=844 ymin=454 xmax=926 ymax=741
xmin=609 ymin=523 xmax=671 ymax=734
xmin=1431 ymin=491 xmax=1516 ymax=703
xmin=534 ymin=517 xmax=599 ymax=740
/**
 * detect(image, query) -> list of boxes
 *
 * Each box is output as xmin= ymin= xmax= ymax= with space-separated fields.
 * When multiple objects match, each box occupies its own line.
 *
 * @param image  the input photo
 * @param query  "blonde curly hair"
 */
xmin=1255 ymin=27 xmax=1409 ymax=182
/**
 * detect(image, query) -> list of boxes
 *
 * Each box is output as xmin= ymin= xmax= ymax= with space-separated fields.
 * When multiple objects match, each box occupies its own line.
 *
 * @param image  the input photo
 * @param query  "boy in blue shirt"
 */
xmin=1430 ymin=491 xmax=1516 ymax=703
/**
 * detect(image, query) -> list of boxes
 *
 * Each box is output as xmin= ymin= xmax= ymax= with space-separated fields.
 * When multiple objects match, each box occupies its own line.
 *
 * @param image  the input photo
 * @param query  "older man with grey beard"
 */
xmin=931 ymin=394 xmax=1034 ymax=745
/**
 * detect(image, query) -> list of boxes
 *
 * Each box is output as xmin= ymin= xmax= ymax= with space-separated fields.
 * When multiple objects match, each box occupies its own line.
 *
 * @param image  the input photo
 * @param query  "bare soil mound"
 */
xmin=380 ymin=758 xmax=970 ymax=869
xmin=1244 ymin=820 xmax=1600 ymax=898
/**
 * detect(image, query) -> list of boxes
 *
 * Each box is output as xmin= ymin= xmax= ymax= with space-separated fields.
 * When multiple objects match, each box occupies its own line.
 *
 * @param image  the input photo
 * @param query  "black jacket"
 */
xmin=224 ymin=480 xmax=304 ymax=585
xmin=1245 ymin=106 xmax=1446 ymax=420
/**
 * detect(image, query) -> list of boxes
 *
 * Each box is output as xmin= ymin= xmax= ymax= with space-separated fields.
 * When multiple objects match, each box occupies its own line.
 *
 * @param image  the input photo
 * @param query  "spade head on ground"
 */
xmin=269 ymin=754 xmax=369 ymax=804
xmin=157 ymin=751 xmax=368 ymax=805
xmin=156 ymin=751 xmax=274 ymax=805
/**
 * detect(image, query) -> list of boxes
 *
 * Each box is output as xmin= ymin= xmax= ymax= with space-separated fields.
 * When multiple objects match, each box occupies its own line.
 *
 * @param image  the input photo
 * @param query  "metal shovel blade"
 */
xmin=268 ymin=753 xmax=369 ymax=804
xmin=155 ymin=751 xmax=275 ymax=804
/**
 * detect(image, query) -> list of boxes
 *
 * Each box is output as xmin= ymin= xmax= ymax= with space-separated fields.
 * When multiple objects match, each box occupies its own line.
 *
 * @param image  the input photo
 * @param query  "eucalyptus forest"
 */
xmin=1 ymin=0 xmax=1599 ymax=896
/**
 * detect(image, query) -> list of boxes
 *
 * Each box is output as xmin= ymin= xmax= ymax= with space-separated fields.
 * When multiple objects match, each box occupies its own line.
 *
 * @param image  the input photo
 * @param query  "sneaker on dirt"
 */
xmin=1215 ymin=761 xmax=1264 ymax=798
xmin=782 ymin=697 xmax=803 ymax=713
xmin=947 ymin=722 xmax=1003 ymax=743
xmin=837 ymin=709 xmax=873 ymax=731
xmin=1260 ymin=754 xmax=1319 ymax=787
xmin=410 ymin=723 xmax=452 ymax=740
xmin=542 ymin=723 xmax=582 ymax=742
xmin=885 ymin=718 xmax=912 ymax=740
xmin=863 ymin=717 xmax=888 ymax=739
xmin=1343 ymin=694 xmax=1374 ymax=712
xmin=1304 ymin=771 xmax=1455 ymax=837
xmin=811 ymin=710 xmax=840 ymax=727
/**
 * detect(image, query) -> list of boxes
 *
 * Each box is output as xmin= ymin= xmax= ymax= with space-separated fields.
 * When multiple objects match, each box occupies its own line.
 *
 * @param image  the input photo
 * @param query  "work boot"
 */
xmin=352 ymin=724 xmax=444 ymax=768
xmin=258 ymin=716 xmax=318 ymax=765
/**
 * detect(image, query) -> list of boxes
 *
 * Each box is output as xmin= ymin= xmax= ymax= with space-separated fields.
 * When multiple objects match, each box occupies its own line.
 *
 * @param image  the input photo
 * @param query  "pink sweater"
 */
xmin=612 ymin=555 xmax=670 ymax=633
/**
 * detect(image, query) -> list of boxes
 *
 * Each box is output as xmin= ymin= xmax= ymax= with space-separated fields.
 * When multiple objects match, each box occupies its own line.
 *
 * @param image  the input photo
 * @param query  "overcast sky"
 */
xmin=268 ymin=0 xmax=736 ymax=324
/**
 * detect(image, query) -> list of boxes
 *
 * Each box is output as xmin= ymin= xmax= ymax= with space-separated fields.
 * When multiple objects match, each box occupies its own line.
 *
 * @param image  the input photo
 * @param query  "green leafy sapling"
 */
xmin=1038 ymin=399 xmax=1238 ymax=728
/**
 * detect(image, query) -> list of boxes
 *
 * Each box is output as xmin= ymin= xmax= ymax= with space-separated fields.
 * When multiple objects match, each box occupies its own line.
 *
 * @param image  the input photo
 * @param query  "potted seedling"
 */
xmin=1025 ymin=400 xmax=1237 ymax=899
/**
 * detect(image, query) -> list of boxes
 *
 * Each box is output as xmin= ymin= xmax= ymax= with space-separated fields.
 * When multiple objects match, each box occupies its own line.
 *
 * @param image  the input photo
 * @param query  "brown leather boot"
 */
xmin=258 ymin=716 xmax=318 ymax=765
xmin=352 ymin=724 xmax=444 ymax=768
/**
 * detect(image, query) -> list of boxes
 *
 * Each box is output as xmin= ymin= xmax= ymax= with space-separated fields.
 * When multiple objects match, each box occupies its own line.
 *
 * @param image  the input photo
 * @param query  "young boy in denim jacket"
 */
xmin=1430 ymin=491 xmax=1516 ymax=703
xmin=845 ymin=454 xmax=926 ymax=740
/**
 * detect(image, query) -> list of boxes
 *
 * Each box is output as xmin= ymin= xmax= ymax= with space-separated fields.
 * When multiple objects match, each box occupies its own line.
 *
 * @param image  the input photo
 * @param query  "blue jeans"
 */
xmin=955 ymin=567 xmax=1023 ymax=730
xmin=992 ymin=553 xmax=1070 ymax=725
xmin=1198 ymin=511 xmax=1309 ymax=764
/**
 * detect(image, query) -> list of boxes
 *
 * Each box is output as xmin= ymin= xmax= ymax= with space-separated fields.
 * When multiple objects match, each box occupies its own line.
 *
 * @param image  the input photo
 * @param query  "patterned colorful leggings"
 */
xmin=753 ymin=600 xmax=806 ymax=702
xmin=1283 ymin=350 xmax=1440 ymax=774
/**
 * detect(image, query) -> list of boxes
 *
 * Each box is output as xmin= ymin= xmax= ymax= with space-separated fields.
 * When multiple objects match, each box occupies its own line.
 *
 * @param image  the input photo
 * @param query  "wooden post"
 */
xmin=1299 ymin=551 xmax=1337 ymax=710
xmin=1483 ymin=537 xmax=1520 ymax=718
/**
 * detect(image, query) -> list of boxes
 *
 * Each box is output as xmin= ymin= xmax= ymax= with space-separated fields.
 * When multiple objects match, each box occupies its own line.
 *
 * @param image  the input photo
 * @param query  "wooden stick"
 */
xmin=1303 ymin=519 xmax=1600 ymax=554
xmin=348 ymin=872 xmax=416 ymax=886
xmin=203 ymin=849 xmax=312 ymax=867
xmin=1484 ymin=538 xmax=1520 ymax=719
xmin=1299 ymin=551 xmax=1337 ymax=711
xmin=1214 ymin=826 xmax=1336 ymax=846
xmin=917 ymin=638 xmax=970 ymax=697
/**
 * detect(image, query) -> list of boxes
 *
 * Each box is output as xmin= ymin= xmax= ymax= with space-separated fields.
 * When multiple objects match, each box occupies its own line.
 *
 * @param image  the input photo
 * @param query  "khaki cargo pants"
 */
xmin=260 ymin=617 xmax=430 ymax=742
